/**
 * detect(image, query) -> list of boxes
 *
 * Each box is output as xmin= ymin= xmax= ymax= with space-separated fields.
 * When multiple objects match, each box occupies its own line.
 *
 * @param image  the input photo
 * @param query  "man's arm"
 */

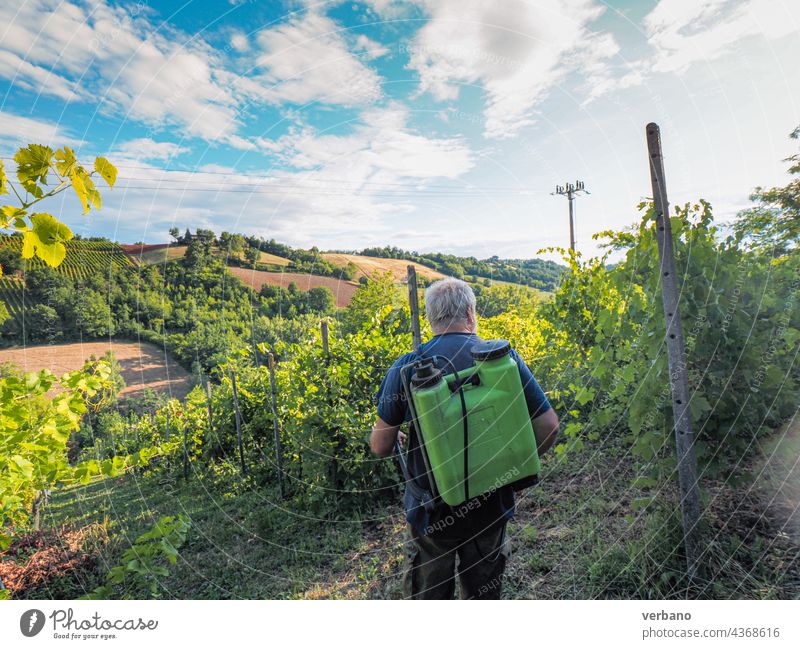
xmin=370 ymin=417 xmax=401 ymax=458
xmin=532 ymin=408 xmax=559 ymax=456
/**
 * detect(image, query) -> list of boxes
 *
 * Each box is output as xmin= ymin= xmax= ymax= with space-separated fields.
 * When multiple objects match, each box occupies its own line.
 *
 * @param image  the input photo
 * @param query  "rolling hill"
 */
xmin=0 ymin=237 xmax=134 ymax=325
xmin=227 ymin=267 xmax=360 ymax=308
xmin=320 ymin=252 xmax=445 ymax=282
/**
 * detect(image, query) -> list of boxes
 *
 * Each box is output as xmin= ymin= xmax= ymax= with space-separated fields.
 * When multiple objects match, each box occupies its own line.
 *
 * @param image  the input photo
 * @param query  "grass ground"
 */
xmin=257 ymin=251 xmax=291 ymax=266
xmin=10 ymin=420 xmax=798 ymax=600
xmin=0 ymin=340 xmax=193 ymax=401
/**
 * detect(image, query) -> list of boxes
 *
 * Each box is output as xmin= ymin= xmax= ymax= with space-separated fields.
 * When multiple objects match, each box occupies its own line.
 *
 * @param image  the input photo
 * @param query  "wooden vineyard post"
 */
xmin=646 ymin=122 xmax=703 ymax=581
xmin=321 ymin=320 xmax=330 ymax=357
xmin=182 ymin=420 xmax=189 ymax=482
xmin=203 ymin=376 xmax=214 ymax=441
xmin=230 ymin=370 xmax=246 ymax=477
xmin=321 ymin=320 xmax=338 ymax=494
xmin=407 ymin=265 xmax=421 ymax=353
xmin=267 ymin=353 xmax=285 ymax=499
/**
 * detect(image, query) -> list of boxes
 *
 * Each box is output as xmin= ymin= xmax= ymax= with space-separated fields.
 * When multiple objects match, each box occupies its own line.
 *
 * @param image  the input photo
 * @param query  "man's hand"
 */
xmin=532 ymin=409 xmax=559 ymax=456
xmin=370 ymin=417 xmax=401 ymax=457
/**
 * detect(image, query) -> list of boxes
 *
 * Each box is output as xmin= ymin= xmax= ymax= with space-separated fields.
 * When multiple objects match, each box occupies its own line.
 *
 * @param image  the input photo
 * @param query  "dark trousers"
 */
xmin=403 ymin=522 xmax=510 ymax=599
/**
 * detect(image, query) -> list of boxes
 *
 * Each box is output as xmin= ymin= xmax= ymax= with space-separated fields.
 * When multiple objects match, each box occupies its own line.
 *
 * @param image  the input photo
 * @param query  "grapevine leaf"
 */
xmin=54 ymin=146 xmax=78 ymax=177
xmin=1 ymin=205 xmax=27 ymax=230
xmin=10 ymin=454 xmax=34 ymax=479
xmin=14 ymin=144 xmax=53 ymax=197
xmin=71 ymin=169 xmax=89 ymax=213
xmin=94 ymin=157 xmax=117 ymax=188
xmin=22 ymin=213 xmax=74 ymax=266
xmin=71 ymin=168 xmax=101 ymax=213
xmin=20 ymin=231 xmax=36 ymax=259
xmin=0 ymin=159 xmax=7 ymax=194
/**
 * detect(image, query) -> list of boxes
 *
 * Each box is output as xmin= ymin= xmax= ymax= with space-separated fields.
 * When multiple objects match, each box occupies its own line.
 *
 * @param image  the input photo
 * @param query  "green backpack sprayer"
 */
xmin=397 ymin=339 xmax=541 ymax=508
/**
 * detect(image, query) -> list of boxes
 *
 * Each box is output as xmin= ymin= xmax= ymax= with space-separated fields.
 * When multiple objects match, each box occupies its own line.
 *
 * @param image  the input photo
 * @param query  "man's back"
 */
xmin=376 ymin=331 xmax=551 ymax=539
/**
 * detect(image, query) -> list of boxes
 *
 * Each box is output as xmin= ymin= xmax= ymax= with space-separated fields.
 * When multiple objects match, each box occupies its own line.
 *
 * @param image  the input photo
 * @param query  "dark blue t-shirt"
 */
xmin=376 ymin=332 xmax=551 ymax=538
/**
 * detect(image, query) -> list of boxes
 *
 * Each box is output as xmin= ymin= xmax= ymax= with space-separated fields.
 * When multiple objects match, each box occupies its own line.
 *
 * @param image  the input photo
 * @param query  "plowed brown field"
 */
xmin=0 ymin=340 xmax=193 ymax=400
xmin=227 ymin=267 xmax=359 ymax=307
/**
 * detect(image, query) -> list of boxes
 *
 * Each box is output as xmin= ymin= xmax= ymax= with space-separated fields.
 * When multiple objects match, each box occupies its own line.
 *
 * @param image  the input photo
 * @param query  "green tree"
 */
xmin=73 ymin=289 xmax=114 ymax=338
xmin=0 ymin=245 xmax=23 ymax=275
xmin=476 ymin=283 xmax=539 ymax=318
xmin=306 ymin=286 xmax=335 ymax=313
xmin=734 ymin=125 xmax=800 ymax=253
xmin=340 ymin=273 xmax=407 ymax=334
xmin=244 ymin=246 xmax=260 ymax=267
xmin=26 ymin=304 xmax=62 ymax=343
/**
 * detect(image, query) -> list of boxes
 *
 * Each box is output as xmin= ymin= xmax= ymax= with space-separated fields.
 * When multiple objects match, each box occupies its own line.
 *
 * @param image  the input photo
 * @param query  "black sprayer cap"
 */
xmin=470 ymin=339 xmax=511 ymax=361
xmin=411 ymin=360 xmax=443 ymax=389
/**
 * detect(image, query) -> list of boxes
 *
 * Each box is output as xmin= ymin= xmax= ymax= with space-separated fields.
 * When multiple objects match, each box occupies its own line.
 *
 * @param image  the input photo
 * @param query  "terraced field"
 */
xmin=227 ymin=267 xmax=360 ymax=307
xmin=0 ymin=276 xmax=25 ymax=322
xmin=1 ymin=236 xmax=133 ymax=281
xmin=0 ymin=238 xmax=135 ymax=326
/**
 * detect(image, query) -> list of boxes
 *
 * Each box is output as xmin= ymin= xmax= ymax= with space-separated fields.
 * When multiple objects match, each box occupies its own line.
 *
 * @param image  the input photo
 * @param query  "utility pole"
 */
xmin=553 ymin=180 xmax=589 ymax=252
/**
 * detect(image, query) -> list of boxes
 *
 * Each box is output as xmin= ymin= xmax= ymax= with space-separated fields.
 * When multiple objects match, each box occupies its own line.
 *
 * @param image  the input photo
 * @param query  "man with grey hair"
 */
xmin=371 ymin=277 xmax=559 ymax=599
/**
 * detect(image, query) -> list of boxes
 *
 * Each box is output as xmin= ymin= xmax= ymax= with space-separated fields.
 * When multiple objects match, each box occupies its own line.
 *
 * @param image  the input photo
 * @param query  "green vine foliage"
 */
xmin=507 ymin=201 xmax=799 ymax=501
xmin=267 ymin=309 xmax=410 ymax=510
xmin=83 ymin=514 xmax=192 ymax=599
xmin=146 ymin=199 xmax=794 ymax=519
xmin=0 ymin=144 xmax=116 ymax=274
xmin=0 ymin=357 xmax=186 ymax=554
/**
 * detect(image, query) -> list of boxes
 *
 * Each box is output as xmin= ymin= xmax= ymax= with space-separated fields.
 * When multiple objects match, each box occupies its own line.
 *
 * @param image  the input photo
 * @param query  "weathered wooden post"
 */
xmin=182 ymin=420 xmax=189 ymax=482
xmin=321 ymin=320 xmax=339 ymax=494
xmin=203 ymin=376 xmax=214 ymax=440
xmin=646 ymin=122 xmax=703 ymax=581
xmin=230 ymin=370 xmax=246 ymax=477
xmin=267 ymin=353 xmax=285 ymax=498
xmin=407 ymin=265 xmax=421 ymax=353
xmin=321 ymin=320 xmax=330 ymax=357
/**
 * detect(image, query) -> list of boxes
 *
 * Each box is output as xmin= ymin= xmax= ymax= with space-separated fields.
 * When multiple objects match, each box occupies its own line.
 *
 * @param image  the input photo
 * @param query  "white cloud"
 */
xmin=643 ymin=0 xmax=800 ymax=74
xmin=354 ymin=34 xmax=390 ymax=60
xmin=0 ymin=0 xmax=243 ymax=144
xmin=586 ymin=0 xmax=800 ymax=101
xmin=271 ymin=102 xmax=472 ymax=180
xmin=0 ymin=50 xmax=82 ymax=102
xmin=230 ymin=31 xmax=250 ymax=53
xmin=113 ymin=138 xmax=190 ymax=162
xmin=249 ymin=12 xmax=384 ymax=107
xmin=59 ymin=103 xmax=473 ymax=248
xmin=404 ymin=0 xmax=614 ymax=138
xmin=0 ymin=110 xmax=83 ymax=150
xmin=0 ymin=2 xmax=391 ymax=148
xmin=358 ymin=0 xmax=413 ymax=19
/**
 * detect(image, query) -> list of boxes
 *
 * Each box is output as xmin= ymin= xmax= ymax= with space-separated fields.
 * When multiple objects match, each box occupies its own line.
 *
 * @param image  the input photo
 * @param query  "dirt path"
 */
xmin=0 ymin=340 xmax=193 ymax=401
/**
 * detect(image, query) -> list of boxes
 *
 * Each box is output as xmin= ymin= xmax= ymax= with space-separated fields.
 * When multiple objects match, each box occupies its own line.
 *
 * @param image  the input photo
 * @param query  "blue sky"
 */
xmin=1 ymin=0 xmax=798 ymax=260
